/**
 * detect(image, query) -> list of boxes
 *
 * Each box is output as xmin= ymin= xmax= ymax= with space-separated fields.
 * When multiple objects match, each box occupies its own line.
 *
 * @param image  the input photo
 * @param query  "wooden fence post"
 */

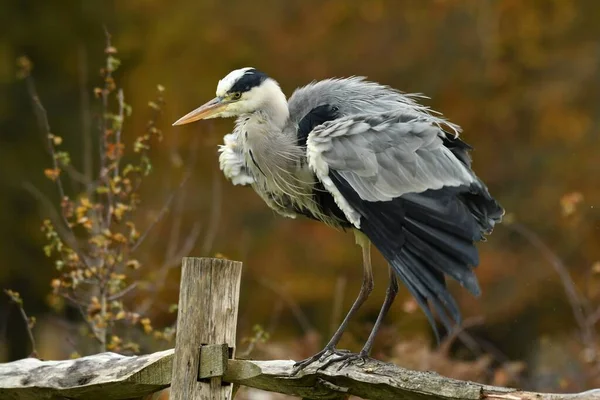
xmin=170 ymin=257 xmax=243 ymax=400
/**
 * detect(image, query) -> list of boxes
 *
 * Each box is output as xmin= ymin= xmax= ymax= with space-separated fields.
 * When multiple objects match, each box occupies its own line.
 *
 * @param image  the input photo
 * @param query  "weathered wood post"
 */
xmin=170 ymin=257 xmax=243 ymax=400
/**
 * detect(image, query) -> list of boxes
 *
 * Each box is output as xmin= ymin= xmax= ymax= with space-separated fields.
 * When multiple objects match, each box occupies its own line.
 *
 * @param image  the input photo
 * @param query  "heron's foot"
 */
xmin=292 ymin=347 xmax=350 ymax=375
xmin=317 ymin=351 xmax=369 ymax=372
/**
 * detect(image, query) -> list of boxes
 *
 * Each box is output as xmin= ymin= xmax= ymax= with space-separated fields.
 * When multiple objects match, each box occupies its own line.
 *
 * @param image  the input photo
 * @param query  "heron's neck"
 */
xmin=258 ymin=83 xmax=289 ymax=129
xmin=236 ymin=102 xmax=302 ymax=181
xmin=238 ymin=79 xmax=289 ymax=130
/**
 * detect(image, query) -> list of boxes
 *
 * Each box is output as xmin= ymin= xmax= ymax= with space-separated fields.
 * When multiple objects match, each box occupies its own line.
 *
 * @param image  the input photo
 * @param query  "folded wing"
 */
xmin=307 ymin=112 xmax=503 ymax=339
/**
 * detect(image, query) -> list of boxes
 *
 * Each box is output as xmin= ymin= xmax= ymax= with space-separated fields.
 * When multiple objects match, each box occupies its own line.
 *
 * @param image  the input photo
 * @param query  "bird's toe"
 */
xmin=292 ymin=347 xmax=351 ymax=374
xmin=317 ymin=351 xmax=370 ymax=372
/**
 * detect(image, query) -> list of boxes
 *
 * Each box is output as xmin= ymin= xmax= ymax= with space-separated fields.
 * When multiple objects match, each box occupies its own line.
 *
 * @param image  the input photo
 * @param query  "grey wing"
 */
xmin=287 ymin=77 xmax=460 ymax=134
xmin=218 ymin=132 xmax=254 ymax=186
xmin=307 ymin=112 xmax=475 ymax=228
xmin=307 ymin=111 xmax=503 ymax=339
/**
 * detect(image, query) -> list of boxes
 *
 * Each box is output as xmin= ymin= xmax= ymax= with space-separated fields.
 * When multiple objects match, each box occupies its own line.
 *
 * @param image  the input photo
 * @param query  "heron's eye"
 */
xmin=232 ymin=92 xmax=242 ymax=100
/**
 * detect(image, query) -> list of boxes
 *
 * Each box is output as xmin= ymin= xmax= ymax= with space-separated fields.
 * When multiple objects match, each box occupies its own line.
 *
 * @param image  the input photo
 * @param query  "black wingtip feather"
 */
xmin=403 ymin=226 xmax=481 ymax=296
xmin=329 ymin=171 xmax=492 ymax=339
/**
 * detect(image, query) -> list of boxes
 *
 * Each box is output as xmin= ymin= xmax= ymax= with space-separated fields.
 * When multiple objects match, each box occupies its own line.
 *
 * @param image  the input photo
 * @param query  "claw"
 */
xmin=292 ymin=347 xmax=350 ymax=375
xmin=317 ymin=351 xmax=369 ymax=372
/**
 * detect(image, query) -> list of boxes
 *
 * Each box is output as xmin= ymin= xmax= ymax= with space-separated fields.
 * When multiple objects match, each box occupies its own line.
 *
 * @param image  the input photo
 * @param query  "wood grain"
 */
xmin=170 ymin=257 xmax=242 ymax=400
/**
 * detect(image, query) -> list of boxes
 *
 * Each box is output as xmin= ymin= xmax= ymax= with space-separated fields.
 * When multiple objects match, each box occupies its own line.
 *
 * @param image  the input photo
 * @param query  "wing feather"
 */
xmin=307 ymin=112 xmax=475 ymax=226
xmin=294 ymin=80 xmax=503 ymax=339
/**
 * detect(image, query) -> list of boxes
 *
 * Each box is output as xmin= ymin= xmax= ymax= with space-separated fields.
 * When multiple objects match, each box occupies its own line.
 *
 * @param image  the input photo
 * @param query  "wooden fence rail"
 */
xmin=0 ymin=257 xmax=599 ymax=400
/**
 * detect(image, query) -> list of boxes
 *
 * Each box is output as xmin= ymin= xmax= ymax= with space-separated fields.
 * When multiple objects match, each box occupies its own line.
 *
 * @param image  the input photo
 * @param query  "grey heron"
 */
xmin=173 ymin=68 xmax=504 ymax=370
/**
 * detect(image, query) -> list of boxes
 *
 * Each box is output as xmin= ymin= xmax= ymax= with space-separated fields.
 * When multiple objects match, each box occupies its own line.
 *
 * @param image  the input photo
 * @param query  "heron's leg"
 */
xmin=324 ymin=231 xmax=374 ymax=348
xmin=319 ymin=266 xmax=399 ymax=371
xmin=293 ymin=231 xmax=374 ymax=372
xmin=359 ymin=266 xmax=398 ymax=355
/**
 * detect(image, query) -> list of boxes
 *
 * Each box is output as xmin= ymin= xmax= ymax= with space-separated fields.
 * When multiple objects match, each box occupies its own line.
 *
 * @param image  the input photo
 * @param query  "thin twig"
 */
xmin=163 ymin=177 xmax=186 ymax=264
xmin=238 ymin=326 xmax=269 ymax=359
xmin=135 ymin=213 xmax=202 ymax=314
xmin=135 ymin=221 xmax=201 ymax=314
xmin=77 ymin=42 xmax=103 ymax=235
xmin=200 ymin=168 xmax=222 ymax=255
xmin=439 ymin=316 xmax=485 ymax=355
xmin=77 ymin=43 xmax=93 ymax=190
xmin=162 ymin=133 xmax=201 ymax=266
xmin=113 ymin=89 xmax=124 ymax=180
xmin=22 ymin=182 xmax=92 ymax=268
xmin=107 ymin=283 xmax=138 ymax=301
xmin=4 ymin=291 xmax=38 ymax=358
xmin=99 ymin=288 xmax=107 ymax=352
xmin=257 ymin=278 xmax=314 ymax=334
xmin=61 ymin=164 xmax=93 ymax=185
xmin=130 ymin=172 xmax=192 ymax=253
xmin=587 ymin=306 xmax=600 ymax=326
xmin=76 ymin=305 xmax=104 ymax=345
xmin=100 ymin=26 xmax=114 ymax=231
xmin=27 ymin=73 xmax=93 ymax=187
xmin=24 ymin=78 xmax=67 ymax=221
xmin=23 ymin=182 xmax=72 ymax=242
xmin=59 ymin=293 xmax=89 ymax=308
xmin=23 ymin=72 xmax=94 ymax=269
xmin=266 ymin=300 xmax=285 ymax=336
xmin=131 ymin=130 xmax=197 ymax=254
xmin=164 ymin=223 xmax=203 ymax=269
xmin=507 ymin=222 xmax=597 ymax=358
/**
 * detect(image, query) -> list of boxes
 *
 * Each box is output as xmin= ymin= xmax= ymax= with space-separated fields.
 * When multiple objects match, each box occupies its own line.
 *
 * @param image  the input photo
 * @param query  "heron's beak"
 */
xmin=172 ymin=97 xmax=228 ymax=126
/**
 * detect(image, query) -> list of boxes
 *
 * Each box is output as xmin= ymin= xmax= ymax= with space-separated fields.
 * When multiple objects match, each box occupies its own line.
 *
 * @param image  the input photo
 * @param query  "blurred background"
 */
xmin=1 ymin=0 xmax=600 ymax=397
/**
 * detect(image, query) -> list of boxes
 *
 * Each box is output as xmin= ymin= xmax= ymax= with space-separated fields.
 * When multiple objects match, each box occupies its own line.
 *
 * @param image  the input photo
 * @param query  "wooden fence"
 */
xmin=1 ymin=257 xmax=599 ymax=400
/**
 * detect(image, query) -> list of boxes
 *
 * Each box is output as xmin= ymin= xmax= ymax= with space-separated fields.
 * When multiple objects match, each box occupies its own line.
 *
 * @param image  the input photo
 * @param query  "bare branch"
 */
xmin=439 ymin=316 xmax=485 ymax=355
xmin=98 ymin=290 xmax=107 ymax=352
xmin=61 ymin=164 xmax=94 ymax=185
xmin=257 ymin=278 xmax=314 ymax=334
xmin=130 ymin=128 xmax=198 ymax=254
xmin=507 ymin=222 xmax=597 ymax=359
xmin=59 ymin=293 xmax=89 ymax=308
xmin=135 ymin=220 xmax=201 ymax=315
xmin=75 ymin=304 xmax=104 ymax=346
xmin=22 ymin=182 xmax=71 ymax=241
xmin=77 ymin=43 xmax=93 ymax=189
xmin=99 ymin=26 xmax=115 ymax=231
xmin=24 ymin=76 xmax=67 ymax=220
xmin=113 ymin=88 xmax=124 ymax=180
xmin=3 ymin=291 xmax=38 ymax=358
xmin=163 ymin=159 xmax=189 ymax=264
xmin=22 ymin=182 xmax=92 ymax=268
xmin=587 ymin=306 xmax=600 ymax=326
xmin=130 ymin=173 xmax=191 ymax=253
xmin=107 ymin=283 xmax=138 ymax=301
xmin=164 ymin=222 xmax=203 ymax=269
xmin=200 ymin=168 xmax=222 ymax=255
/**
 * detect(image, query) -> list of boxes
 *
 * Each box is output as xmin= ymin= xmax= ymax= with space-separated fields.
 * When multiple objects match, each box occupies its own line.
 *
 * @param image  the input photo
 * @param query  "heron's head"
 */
xmin=173 ymin=67 xmax=288 ymax=126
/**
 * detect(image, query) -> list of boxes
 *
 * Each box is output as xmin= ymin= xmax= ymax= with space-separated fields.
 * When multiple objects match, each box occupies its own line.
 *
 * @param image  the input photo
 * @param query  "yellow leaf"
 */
xmin=44 ymin=168 xmax=61 ymax=181
xmin=48 ymin=134 xmax=63 ymax=146
xmin=560 ymin=192 xmax=584 ymax=216
xmin=112 ymin=233 xmax=127 ymax=243
xmin=126 ymin=259 xmax=141 ymax=270
xmin=80 ymin=196 xmax=92 ymax=208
